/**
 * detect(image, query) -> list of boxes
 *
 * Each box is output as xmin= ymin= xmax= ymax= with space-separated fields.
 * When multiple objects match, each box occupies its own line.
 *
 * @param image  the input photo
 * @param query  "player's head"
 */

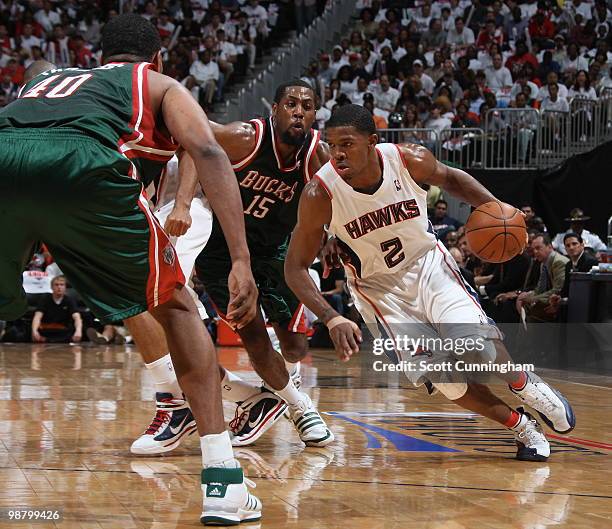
xmin=325 ymin=104 xmax=378 ymax=183
xmin=22 ymin=59 xmax=56 ymax=86
xmin=272 ymin=80 xmax=316 ymax=146
xmin=101 ymin=14 xmax=162 ymax=70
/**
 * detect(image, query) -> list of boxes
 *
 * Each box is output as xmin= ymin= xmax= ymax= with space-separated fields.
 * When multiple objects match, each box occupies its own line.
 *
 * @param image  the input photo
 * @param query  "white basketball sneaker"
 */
xmin=510 ymin=373 xmax=576 ymax=434
xmin=130 ymin=393 xmax=197 ymax=455
xmin=201 ymin=464 xmax=262 ymax=525
xmin=513 ymin=408 xmax=550 ymax=462
xmin=230 ymin=388 xmax=287 ymax=447
xmin=288 ymin=394 xmax=334 ymax=447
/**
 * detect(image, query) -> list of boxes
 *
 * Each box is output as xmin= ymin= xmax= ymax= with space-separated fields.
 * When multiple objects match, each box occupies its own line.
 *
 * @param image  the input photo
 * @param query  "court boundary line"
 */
xmin=545 ymin=377 xmax=612 ymax=390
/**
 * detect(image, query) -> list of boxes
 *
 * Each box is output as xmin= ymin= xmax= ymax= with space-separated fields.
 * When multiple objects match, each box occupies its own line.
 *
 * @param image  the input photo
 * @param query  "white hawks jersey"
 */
xmin=315 ymin=142 xmax=436 ymax=279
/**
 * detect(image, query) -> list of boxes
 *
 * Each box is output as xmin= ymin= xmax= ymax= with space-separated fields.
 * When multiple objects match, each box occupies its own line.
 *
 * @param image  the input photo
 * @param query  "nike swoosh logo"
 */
xmin=246 ymin=406 xmax=268 ymax=430
xmin=169 ymin=414 xmax=191 ymax=435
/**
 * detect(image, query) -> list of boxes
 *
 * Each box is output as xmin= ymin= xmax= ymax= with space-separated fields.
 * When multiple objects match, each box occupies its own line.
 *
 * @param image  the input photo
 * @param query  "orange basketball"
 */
xmin=464 ymin=201 xmax=526 ymax=263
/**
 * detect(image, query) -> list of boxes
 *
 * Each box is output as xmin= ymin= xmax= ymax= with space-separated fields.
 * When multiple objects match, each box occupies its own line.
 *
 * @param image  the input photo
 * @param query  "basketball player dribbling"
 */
xmin=285 ymin=105 xmax=575 ymax=461
xmin=129 ymin=80 xmax=335 ymax=455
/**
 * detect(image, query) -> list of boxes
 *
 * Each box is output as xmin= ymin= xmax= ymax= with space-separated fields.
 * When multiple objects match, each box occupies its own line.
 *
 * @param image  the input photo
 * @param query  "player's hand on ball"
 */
xmin=227 ymin=260 xmax=258 ymax=329
xmin=164 ymin=204 xmax=192 ymax=237
xmin=327 ymin=317 xmax=362 ymax=362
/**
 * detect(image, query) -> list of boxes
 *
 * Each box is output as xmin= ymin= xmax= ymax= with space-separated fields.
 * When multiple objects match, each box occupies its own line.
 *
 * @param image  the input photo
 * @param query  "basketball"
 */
xmin=464 ymin=201 xmax=526 ymax=263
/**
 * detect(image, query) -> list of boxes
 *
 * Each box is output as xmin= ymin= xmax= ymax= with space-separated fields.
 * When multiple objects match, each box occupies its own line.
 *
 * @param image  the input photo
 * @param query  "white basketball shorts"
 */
xmin=154 ymin=197 xmax=213 ymax=319
xmin=347 ymin=241 xmax=503 ymax=389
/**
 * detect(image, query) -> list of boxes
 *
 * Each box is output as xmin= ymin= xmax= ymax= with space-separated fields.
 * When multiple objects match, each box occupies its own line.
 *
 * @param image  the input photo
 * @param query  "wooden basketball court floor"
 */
xmin=0 ymin=343 xmax=610 ymax=529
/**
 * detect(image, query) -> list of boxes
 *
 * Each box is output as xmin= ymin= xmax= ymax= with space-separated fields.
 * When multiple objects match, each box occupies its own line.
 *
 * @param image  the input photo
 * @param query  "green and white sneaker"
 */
xmin=288 ymin=394 xmax=334 ymax=447
xmin=200 ymin=465 xmax=262 ymax=526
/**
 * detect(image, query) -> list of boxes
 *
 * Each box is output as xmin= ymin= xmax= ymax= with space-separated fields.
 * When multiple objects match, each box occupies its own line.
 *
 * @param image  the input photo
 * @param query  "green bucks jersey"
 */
xmin=205 ymin=117 xmax=321 ymax=257
xmin=0 ymin=62 xmax=177 ymax=186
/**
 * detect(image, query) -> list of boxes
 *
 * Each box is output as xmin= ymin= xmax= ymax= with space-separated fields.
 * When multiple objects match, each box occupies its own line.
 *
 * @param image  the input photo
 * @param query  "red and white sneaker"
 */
xmin=130 ymin=393 xmax=197 ymax=455
xmin=230 ymin=389 xmax=287 ymax=447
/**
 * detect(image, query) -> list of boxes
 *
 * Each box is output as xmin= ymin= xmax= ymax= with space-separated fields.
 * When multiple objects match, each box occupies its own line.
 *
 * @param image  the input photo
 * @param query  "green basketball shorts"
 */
xmin=0 ymin=128 xmax=184 ymax=322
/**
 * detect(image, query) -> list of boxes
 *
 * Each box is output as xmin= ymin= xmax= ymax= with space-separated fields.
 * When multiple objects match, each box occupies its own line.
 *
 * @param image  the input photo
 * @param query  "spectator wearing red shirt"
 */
xmin=452 ymin=102 xmax=480 ymax=127
xmin=476 ymin=20 xmax=503 ymax=49
xmin=0 ymin=24 xmax=15 ymax=53
xmin=70 ymin=35 xmax=93 ymax=68
xmin=1 ymin=59 xmax=24 ymax=85
xmin=506 ymin=40 xmax=539 ymax=80
xmin=571 ymin=17 xmax=598 ymax=50
xmin=14 ymin=13 xmax=45 ymax=39
xmin=528 ymin=9 xmax=555 ymax=48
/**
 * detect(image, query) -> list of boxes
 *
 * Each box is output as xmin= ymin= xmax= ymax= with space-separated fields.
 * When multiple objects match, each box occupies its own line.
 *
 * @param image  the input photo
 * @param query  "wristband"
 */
xmin=326 ymin=315 xmax=352 ymax=331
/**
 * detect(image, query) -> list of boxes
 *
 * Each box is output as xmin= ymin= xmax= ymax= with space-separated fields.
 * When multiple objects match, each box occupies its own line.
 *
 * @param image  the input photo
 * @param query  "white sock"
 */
xmin=145 ymin=354 xmax=182 ymax=398
xmin=509 ymin=413 xmax=529 ymax=431
xmin=285 ymin=359 xmax=300 ymax=377
xmin=222 ymin=369 xmax=259 ymax=403
xmin=276 ymin=380 xmax=306 ymax=407
xmin=200 ymin=431 xmax=236 ymax=468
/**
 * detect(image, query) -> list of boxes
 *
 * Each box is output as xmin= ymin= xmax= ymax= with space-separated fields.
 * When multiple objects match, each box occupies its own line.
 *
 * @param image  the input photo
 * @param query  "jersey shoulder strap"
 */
xmin=379 ymin=143 xmax=428 ymax=199
xmin=232 ymin=118 xmax=266 ymax=170
xmin=119 ymin=62 xmax=178 ymax=158
xmin=313 ymin=160 xmax=339 ymax=200
xmin=303 ymin=129 xmax=321 ymax=183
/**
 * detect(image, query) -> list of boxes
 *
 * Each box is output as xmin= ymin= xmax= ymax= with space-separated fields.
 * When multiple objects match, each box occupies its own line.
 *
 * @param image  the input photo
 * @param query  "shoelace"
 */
xmin=229 ymin=406 xmax=248 ymax=433
xmin=289 ymin=398 xmax=310 ymax=421
xmin=145 ymin=409 xmax=171 ymax=435
xmin=518 ymin=419 xmax=544 ymax=445
xmin=526 ymin=386 xmax=558 ymax=414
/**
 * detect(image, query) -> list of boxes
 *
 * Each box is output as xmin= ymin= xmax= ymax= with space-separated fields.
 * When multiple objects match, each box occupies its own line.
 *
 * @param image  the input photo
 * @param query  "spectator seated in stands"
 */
xmin=552 ymin=208 xmax=606 ymax=256
xmin=429 ymin=199 xmax=462 ymax=241
xmin=539 ymin=82 xmax=569 ymax=112
xmin=373 ymin=74 xmax=400 ymax=116
xmin=31 ymin=275 xmax=82 ymax=343
xmin=0 ymin=0 xmax=293 ymax=110
xmin=183 ymin=49 xmax=219 ymax=111
xmin=520 ymin=205 xmax=548 ymax=234
xmin=478 ymin=248 xmax=532 ymax=323
xmin=516 ymin=234 xmax=569 ymax=323
xmin=449 ymin=246 xmax=476 ymax=290
xmin=548 ymin=231 xmax=600 ymax=319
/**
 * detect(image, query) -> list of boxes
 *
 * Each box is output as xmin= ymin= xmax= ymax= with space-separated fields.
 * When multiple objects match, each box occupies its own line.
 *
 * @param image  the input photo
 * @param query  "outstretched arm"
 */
xmin=398 ymin=143 xmax=496 ymax=207
xmin=285 ymin=180 xmax=362 ymax=360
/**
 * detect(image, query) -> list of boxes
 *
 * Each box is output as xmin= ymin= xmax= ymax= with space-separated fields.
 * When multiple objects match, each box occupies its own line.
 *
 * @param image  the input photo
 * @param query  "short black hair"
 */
xmin=534 ymin=232 xmax=552 ymax=246
xmin=563 ymin=232 xmax=583 ymax=244
xmin=435 ymin=199 xmax=448 ymax=207
xmin=326 ymin=104 xmax=376 ymax=135
xmin=273 ymin=79 xmax=315 ymax=103
xmin=102 ymin=13 xmax=161 ymax=61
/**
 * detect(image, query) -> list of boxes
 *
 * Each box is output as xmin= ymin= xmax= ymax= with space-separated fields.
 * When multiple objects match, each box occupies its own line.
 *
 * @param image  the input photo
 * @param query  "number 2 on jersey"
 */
xmin=380 ymin=237 xmax=405 ymax=268
xmin=244 ymin=195 xmax=275 ymax=219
